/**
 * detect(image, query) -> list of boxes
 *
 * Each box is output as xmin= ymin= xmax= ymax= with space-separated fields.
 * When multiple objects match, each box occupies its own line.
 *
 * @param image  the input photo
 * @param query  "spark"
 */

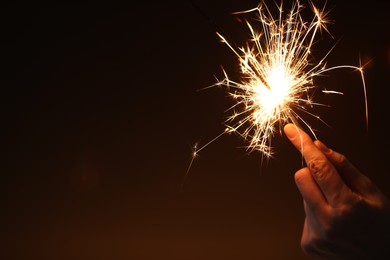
xmin=186 ymin=0 xmax=367 ymax=176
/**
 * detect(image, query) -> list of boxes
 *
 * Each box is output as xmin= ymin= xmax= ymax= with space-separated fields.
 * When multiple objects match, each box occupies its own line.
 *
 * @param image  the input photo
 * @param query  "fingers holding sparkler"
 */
xmin=285 ymin=123 xmax=390 ymax=258
xmin=284 ymin=123 xmax=357 ymax=208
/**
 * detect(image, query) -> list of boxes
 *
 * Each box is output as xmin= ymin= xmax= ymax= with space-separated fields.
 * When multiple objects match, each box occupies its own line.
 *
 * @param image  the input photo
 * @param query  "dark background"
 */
xmin=1 ymin=1 xmax=389 ymax=259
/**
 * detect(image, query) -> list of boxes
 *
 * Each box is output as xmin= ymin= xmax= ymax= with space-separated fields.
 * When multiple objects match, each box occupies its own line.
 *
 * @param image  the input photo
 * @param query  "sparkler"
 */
xmin=186 ymin=0 xmax=367 ymax=177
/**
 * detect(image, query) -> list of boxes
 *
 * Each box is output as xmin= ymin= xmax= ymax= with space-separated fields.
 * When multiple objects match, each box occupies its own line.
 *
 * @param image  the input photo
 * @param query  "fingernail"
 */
xmin=315 ymin=140 xmax=330 ymax=153
xmin=284 ymin=124 xmax=297 ymax=139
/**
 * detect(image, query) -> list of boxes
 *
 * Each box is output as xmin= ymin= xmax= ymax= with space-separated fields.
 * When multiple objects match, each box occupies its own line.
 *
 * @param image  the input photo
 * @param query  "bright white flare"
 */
xmin=186 ymin=0 xmax=366 ymax=176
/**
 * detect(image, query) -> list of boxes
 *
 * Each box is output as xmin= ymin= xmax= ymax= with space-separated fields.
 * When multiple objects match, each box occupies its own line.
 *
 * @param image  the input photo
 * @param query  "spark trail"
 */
xmin=186 ymin=0 xmax=367 ymax=179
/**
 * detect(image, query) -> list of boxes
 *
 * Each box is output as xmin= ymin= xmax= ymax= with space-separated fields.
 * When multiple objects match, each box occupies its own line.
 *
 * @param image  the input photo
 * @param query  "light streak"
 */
xmin=186 ymin=0 xmax=367 ymax=177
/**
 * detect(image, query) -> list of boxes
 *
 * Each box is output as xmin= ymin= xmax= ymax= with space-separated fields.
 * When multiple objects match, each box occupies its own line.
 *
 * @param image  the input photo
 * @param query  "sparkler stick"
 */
xmin=186 ymin=0 xmax=367 ymax=180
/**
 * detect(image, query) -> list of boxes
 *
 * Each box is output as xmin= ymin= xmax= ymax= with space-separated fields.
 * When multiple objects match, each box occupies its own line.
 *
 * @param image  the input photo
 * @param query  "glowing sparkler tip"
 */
xmin=208 ymin=0 xmax=366 ymax=156
xmin=185 ymin=0 xmax=368 ymax=176
xmin=213 ymin=0 xmax=336 ymax=155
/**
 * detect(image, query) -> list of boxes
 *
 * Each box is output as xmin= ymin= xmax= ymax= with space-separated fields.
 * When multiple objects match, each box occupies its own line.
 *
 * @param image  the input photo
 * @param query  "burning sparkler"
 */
xmin=186 ymin=0 xmax=367 ymax=177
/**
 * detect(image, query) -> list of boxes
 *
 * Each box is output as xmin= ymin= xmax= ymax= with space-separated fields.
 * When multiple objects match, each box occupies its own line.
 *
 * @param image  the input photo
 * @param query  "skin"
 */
xmin=284 ymin=123 xmax=390 ymax=259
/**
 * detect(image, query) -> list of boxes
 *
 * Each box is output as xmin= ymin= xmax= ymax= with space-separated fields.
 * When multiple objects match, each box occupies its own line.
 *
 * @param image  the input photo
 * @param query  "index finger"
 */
xmin=284 ymin=123 xmax=354 ymax=207
xmin=284 ymin=124 xmax=326 ymax=164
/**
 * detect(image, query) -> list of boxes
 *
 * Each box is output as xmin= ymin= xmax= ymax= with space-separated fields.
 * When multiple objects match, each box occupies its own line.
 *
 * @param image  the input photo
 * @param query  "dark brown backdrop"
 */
xmin=1 ymin=1 xmax=389 ymax=259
